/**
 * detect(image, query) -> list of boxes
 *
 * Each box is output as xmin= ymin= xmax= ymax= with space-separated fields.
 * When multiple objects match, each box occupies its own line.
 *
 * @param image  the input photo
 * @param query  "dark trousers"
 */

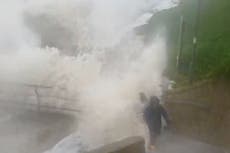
xmin=147 ymin=123 xmax=161 ymax=145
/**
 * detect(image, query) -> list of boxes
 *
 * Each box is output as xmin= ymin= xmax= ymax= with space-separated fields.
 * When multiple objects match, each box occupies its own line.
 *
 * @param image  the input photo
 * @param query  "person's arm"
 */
xmin=160 ymin=105 xmax=171 ymax=126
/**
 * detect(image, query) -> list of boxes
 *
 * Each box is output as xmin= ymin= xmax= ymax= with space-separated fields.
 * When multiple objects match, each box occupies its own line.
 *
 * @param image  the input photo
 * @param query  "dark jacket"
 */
xmin=144 ymin=103 xmax=170 ymax=134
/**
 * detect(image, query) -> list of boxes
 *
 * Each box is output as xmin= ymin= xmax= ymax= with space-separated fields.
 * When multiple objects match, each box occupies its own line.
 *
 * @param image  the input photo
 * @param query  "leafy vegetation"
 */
xmin=145 ymin=0 xmax=230 ymax=80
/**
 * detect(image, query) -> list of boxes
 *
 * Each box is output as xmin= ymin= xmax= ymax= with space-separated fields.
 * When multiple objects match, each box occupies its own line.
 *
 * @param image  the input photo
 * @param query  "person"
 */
xmin=139 ymin=92 xmax=148 ymax=104
xmin=143 ymin=96 xmax=171 ymax=151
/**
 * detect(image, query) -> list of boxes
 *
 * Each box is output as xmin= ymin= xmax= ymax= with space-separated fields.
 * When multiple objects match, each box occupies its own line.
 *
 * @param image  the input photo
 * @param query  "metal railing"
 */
xmin=0 ymin=82 xmax=80 ymax=113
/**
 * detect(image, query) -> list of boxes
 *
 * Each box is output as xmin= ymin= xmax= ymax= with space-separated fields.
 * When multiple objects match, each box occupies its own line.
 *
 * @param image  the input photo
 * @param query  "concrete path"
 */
xmin=0 ymin=104 xmax=78 ymax=153
xmin=152 ymin=133 xmax=226 ymax=153
xmin=83 ymin=134 xmax=226 ymax=153
xmin=0 ymin=103 xmax=226 ymax=153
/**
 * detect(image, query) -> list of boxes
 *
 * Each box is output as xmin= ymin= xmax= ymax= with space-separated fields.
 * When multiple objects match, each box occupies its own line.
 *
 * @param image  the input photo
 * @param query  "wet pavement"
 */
xmin=152 ymin=133 xmax=226 ymax=153
xmin=0 ymin=103 xmax=227 ymax=153
xmin=0 ymin=104 xmax=78 ymax=153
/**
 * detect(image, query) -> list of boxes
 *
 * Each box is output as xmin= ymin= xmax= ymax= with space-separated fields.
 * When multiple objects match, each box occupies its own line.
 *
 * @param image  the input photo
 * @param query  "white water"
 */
xmin=0 ymin=0 xmax=175 ymax=152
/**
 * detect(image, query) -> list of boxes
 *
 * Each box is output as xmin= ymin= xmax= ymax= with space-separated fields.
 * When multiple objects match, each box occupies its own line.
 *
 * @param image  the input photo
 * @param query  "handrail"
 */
xmin=0 ymin=82 xmax=79 ymax=113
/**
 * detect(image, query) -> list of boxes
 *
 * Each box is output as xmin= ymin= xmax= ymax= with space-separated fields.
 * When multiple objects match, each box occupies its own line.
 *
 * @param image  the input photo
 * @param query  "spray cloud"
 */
xmin=0 ymin=0 xmax=174 ymax=151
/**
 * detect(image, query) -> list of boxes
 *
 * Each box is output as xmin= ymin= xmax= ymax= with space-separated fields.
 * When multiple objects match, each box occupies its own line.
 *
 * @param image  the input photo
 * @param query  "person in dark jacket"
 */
xmin=143 ymin=96 xmax=171 ymax=150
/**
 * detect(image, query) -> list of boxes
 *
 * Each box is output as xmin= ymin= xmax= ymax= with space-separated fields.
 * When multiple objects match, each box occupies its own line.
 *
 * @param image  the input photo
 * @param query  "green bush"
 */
xmin=147 ymin=0 xmax=230 ymax=80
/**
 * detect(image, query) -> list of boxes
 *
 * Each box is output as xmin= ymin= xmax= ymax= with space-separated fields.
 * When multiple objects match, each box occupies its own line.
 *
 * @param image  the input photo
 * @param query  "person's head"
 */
xmin=149 ymin=96 xmax=160 ymax=107
xmin=139 ymin=92 xmax=147 ymax=103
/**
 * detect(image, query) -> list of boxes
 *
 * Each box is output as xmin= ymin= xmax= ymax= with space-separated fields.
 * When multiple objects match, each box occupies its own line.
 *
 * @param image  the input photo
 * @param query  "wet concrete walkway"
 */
xmin=153 ymin=133 xmax=226 ymax=153
xmin=0 ymin=104 xmax=227 ymax=153
xmin=0 ymin=104 xmax=78 ymax=153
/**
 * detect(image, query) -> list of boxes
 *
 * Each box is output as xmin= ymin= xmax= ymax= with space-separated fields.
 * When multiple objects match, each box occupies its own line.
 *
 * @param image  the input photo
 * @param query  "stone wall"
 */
xmin=165 ymin=80 xmax=230 ymax=150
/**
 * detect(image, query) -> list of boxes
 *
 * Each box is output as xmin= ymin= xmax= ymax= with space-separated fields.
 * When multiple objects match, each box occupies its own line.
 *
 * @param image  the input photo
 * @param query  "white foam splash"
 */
xmin=0 ymin=0 xmax=172 ymax=152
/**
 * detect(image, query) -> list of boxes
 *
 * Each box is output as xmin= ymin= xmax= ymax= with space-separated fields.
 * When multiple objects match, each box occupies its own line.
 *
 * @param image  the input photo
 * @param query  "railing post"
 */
xmin=190 ymin=0 xmax=202 ymax=83
xmin=34 ymin=87 xmax=41 ymax=112
xmin=177 ymin=15 xmax=185 ymax=71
